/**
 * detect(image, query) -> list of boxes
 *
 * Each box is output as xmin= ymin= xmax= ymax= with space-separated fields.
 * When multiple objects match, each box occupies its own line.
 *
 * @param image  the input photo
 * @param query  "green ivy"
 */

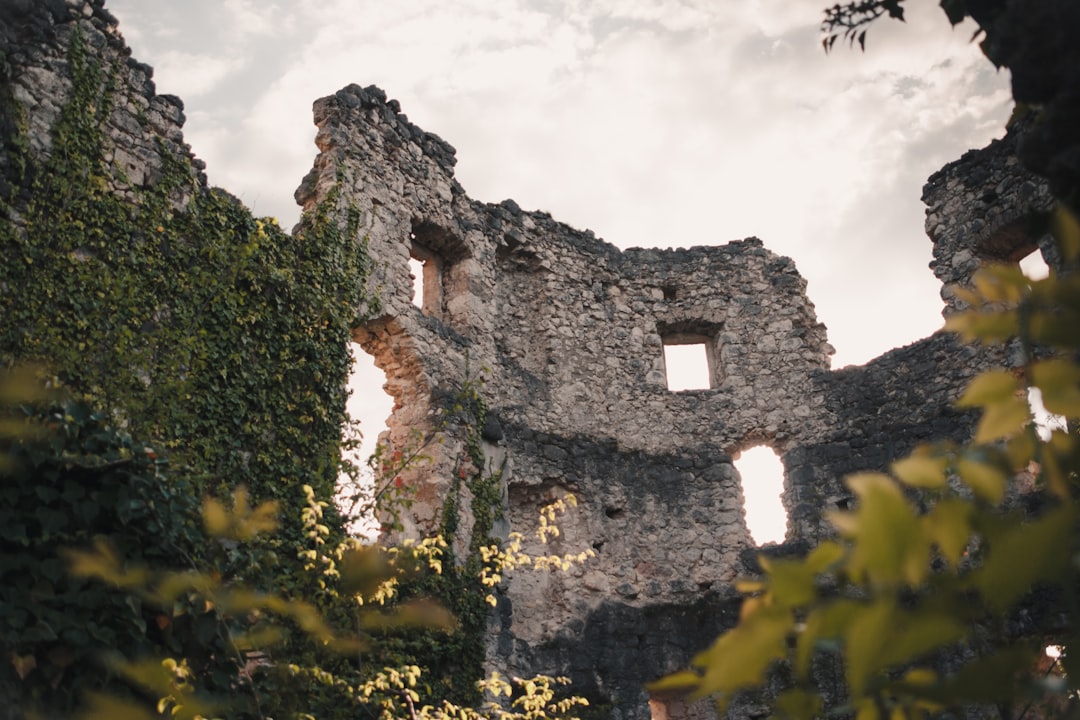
xmin=0 ymin=390 xmax=210 ymax=716
xmin=367 ymin=372 xmax=508 ymax=709
xmin=0 ymin=27 xmax=377 ymax=718
xmin=0 ymin=28 xmax=372 ymax=545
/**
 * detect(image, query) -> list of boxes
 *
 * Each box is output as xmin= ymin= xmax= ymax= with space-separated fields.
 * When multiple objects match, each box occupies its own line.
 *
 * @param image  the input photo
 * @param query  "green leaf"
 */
xmin=973 ymin=506 xmax=1077 ymax=612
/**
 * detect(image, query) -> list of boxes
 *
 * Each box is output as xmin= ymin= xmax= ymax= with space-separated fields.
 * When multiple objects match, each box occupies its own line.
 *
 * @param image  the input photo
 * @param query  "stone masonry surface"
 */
xmin=1 ymin=3 xmax=1057 ymax=718
xmin=297 ymin=84 xmax=1050 ymax=718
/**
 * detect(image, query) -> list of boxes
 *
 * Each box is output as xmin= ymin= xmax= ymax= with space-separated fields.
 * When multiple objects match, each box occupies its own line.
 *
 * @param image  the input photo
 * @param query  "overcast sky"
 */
xmin=105 ymin=0 xmax=1012 ymax=541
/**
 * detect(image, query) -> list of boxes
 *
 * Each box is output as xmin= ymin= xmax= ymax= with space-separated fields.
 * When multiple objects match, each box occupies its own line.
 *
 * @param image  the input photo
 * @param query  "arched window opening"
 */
xmin=1019 ymin=248 xmax=1050 ymax=280
xmin=734 ymin=445 xmax=787 ymax=545
xmin=663 ymin=342 xmax=710 ymax=391
xmin=341 ymin=342 xmax=395 ymax=537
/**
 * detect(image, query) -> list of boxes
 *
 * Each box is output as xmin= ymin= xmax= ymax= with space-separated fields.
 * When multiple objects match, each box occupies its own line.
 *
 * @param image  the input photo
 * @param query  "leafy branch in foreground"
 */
xmin=821 ymin=0 xmax=905 ymax=51
xmin=652 ymin=211 xmax=1080 ymax=719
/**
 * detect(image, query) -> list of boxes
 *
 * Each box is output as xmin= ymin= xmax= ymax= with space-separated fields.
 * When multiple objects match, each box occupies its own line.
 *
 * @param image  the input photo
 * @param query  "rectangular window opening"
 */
xmin=408 ymin=257 xmax=425 ymax=309
xmin=1018 ymin=248 xmax=1050 ymax=280
xmin=408 ymin=239 xmax=444 ymax=317
xmin=663 ymin=342 xmax=711 ymax=391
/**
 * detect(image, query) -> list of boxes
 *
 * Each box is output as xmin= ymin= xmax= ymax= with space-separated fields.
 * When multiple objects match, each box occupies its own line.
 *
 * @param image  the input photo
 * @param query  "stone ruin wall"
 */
xmin=299 ymin=87 xmax=1057 ymax=719
xmin=0 ymin=0 xmax=205 ymax=220
xmin=0 ymin=3 xmax=1060 ymax=718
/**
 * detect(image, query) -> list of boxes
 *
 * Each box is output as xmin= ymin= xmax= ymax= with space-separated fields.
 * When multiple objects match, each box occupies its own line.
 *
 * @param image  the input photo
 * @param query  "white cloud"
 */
xmin=151 ymin=51 xmax=240 ymax=98
xmin=106 ymin=0 xmax=1012 ymax=373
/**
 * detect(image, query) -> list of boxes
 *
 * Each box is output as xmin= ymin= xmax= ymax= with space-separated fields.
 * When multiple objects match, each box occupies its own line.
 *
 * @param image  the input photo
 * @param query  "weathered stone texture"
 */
xmin=0 ymin=0 xmax=204 ymax=213
xmin=299 ymin=84 xmax=1049 ymax=719
xmin=2 ymin=2 xmax=1057 ymax=716
xmin=924 ymin=124 xmax=1055 ymax=314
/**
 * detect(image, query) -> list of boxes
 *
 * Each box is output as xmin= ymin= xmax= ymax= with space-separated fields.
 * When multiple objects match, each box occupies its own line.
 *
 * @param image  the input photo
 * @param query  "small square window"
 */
xmin=663 ymin=343 xmax=710 ymax=391
xmin=1018 ymin=248 xmax=1049 ymax=280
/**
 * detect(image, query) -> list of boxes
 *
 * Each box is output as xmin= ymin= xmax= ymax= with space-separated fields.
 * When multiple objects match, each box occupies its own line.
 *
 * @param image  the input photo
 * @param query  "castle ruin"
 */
xmin=0 ymin=1 xmax=1059 ymax=718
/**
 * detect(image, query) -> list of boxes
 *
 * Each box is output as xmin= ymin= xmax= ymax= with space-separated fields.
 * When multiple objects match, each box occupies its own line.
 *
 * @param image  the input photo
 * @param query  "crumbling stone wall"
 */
xmin=1 ymin=2 xmax=1055 ymax=716
xmin=0 ymin=0 xmax=203 ymax=212
xmin=299 ymin=85 xmax=1049 ymax=719
xmin=924 ymin=125 xmax=1056 ymax=315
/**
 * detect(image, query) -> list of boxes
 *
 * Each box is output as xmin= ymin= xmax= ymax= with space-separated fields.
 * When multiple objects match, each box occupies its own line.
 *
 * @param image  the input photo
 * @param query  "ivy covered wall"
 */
xmin=0 ymin=3 xmax=372 ymax=524
xmin=0 ymin=2 xmax=382 ymax=714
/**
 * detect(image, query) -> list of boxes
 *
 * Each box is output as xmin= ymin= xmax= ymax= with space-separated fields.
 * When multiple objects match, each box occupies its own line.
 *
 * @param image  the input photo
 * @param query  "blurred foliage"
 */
xmin=652 ymin=6 xmax=1080 ymax=718
xmin=1 ymin=367 xmax=592 ymax=720
xmin=0 ymin=26 xmax=372 ymax=553
xmin=653 ymin=213 xmax=1080 ymax=717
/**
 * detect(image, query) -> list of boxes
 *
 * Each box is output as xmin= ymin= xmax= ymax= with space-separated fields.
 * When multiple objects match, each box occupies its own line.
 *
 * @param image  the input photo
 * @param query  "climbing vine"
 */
xmin=0 ymin=27 xmax=372 ymax=547
xmin=0 ymin=20 xmax=593 ymax=720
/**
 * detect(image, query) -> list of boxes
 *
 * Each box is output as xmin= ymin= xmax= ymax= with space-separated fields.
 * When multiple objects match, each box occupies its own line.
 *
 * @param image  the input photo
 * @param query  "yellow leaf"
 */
xmin=764 ymin=558 xmax=817 ymax=608
xmin=735 ymin=579 xmax=766 ymax=594
xmin=11 ymin=653 xmax=36 ymax=680
xmin=923 ymin=499 xmax=973 ymax=567
xmin=891 ymin=455 xmax=947 ymax=489
xmin=1031 ymin=359 xmax=1080 ymax=416
xmin=775 ymin=689 xmax=823 ymax=720
xmin=202 ymin=498 xmax=229 ymax=537
xmin=974 ymin=395 xmax=1030 ymax=443
xmin=972 ymin=264 xmax=1028 ymax=303
xmin=955 ymin=457 xmax=1007 ymax=504
xmin=1054 ymin=205 xmax=1080 ymax=262
xmin=846 ymin=600 xmax=896 ymax=695
xmin=691 ymin=605 xmax=792 ymax=701
xmin=646 ymin=670 xmax=702 ymax=695
xmin=974 ymin=505 xmax=1077 ymax=612
xmin=795 ymin=600 xmax=858 ymax=680
xmin=855 ymin=698 xmax=882 ymax=720
xmin=1004 ymin=432 xmax=1037 ymax=471
xmin=957 ymin=371 xmax=1019 ymax=408
xmin=78 ymin=692 xmax=156 ymax=720
xmin=805 ymin=541 xmax=844 ymax=573
xmin=843 ymin=474 xmax=928 ymax=587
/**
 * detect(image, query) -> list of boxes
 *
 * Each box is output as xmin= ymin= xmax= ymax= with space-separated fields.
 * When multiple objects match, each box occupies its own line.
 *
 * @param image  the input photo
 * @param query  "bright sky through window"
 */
xmin=663 ymin=343 xmax=710 ymax=391
xmin=408 ymin=257 xmax=424 ymax=308
xmin=1019 ymin=249 xmax=1050 ymax=280
xmin=735 ymin=446 xmax=787 ymax=545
